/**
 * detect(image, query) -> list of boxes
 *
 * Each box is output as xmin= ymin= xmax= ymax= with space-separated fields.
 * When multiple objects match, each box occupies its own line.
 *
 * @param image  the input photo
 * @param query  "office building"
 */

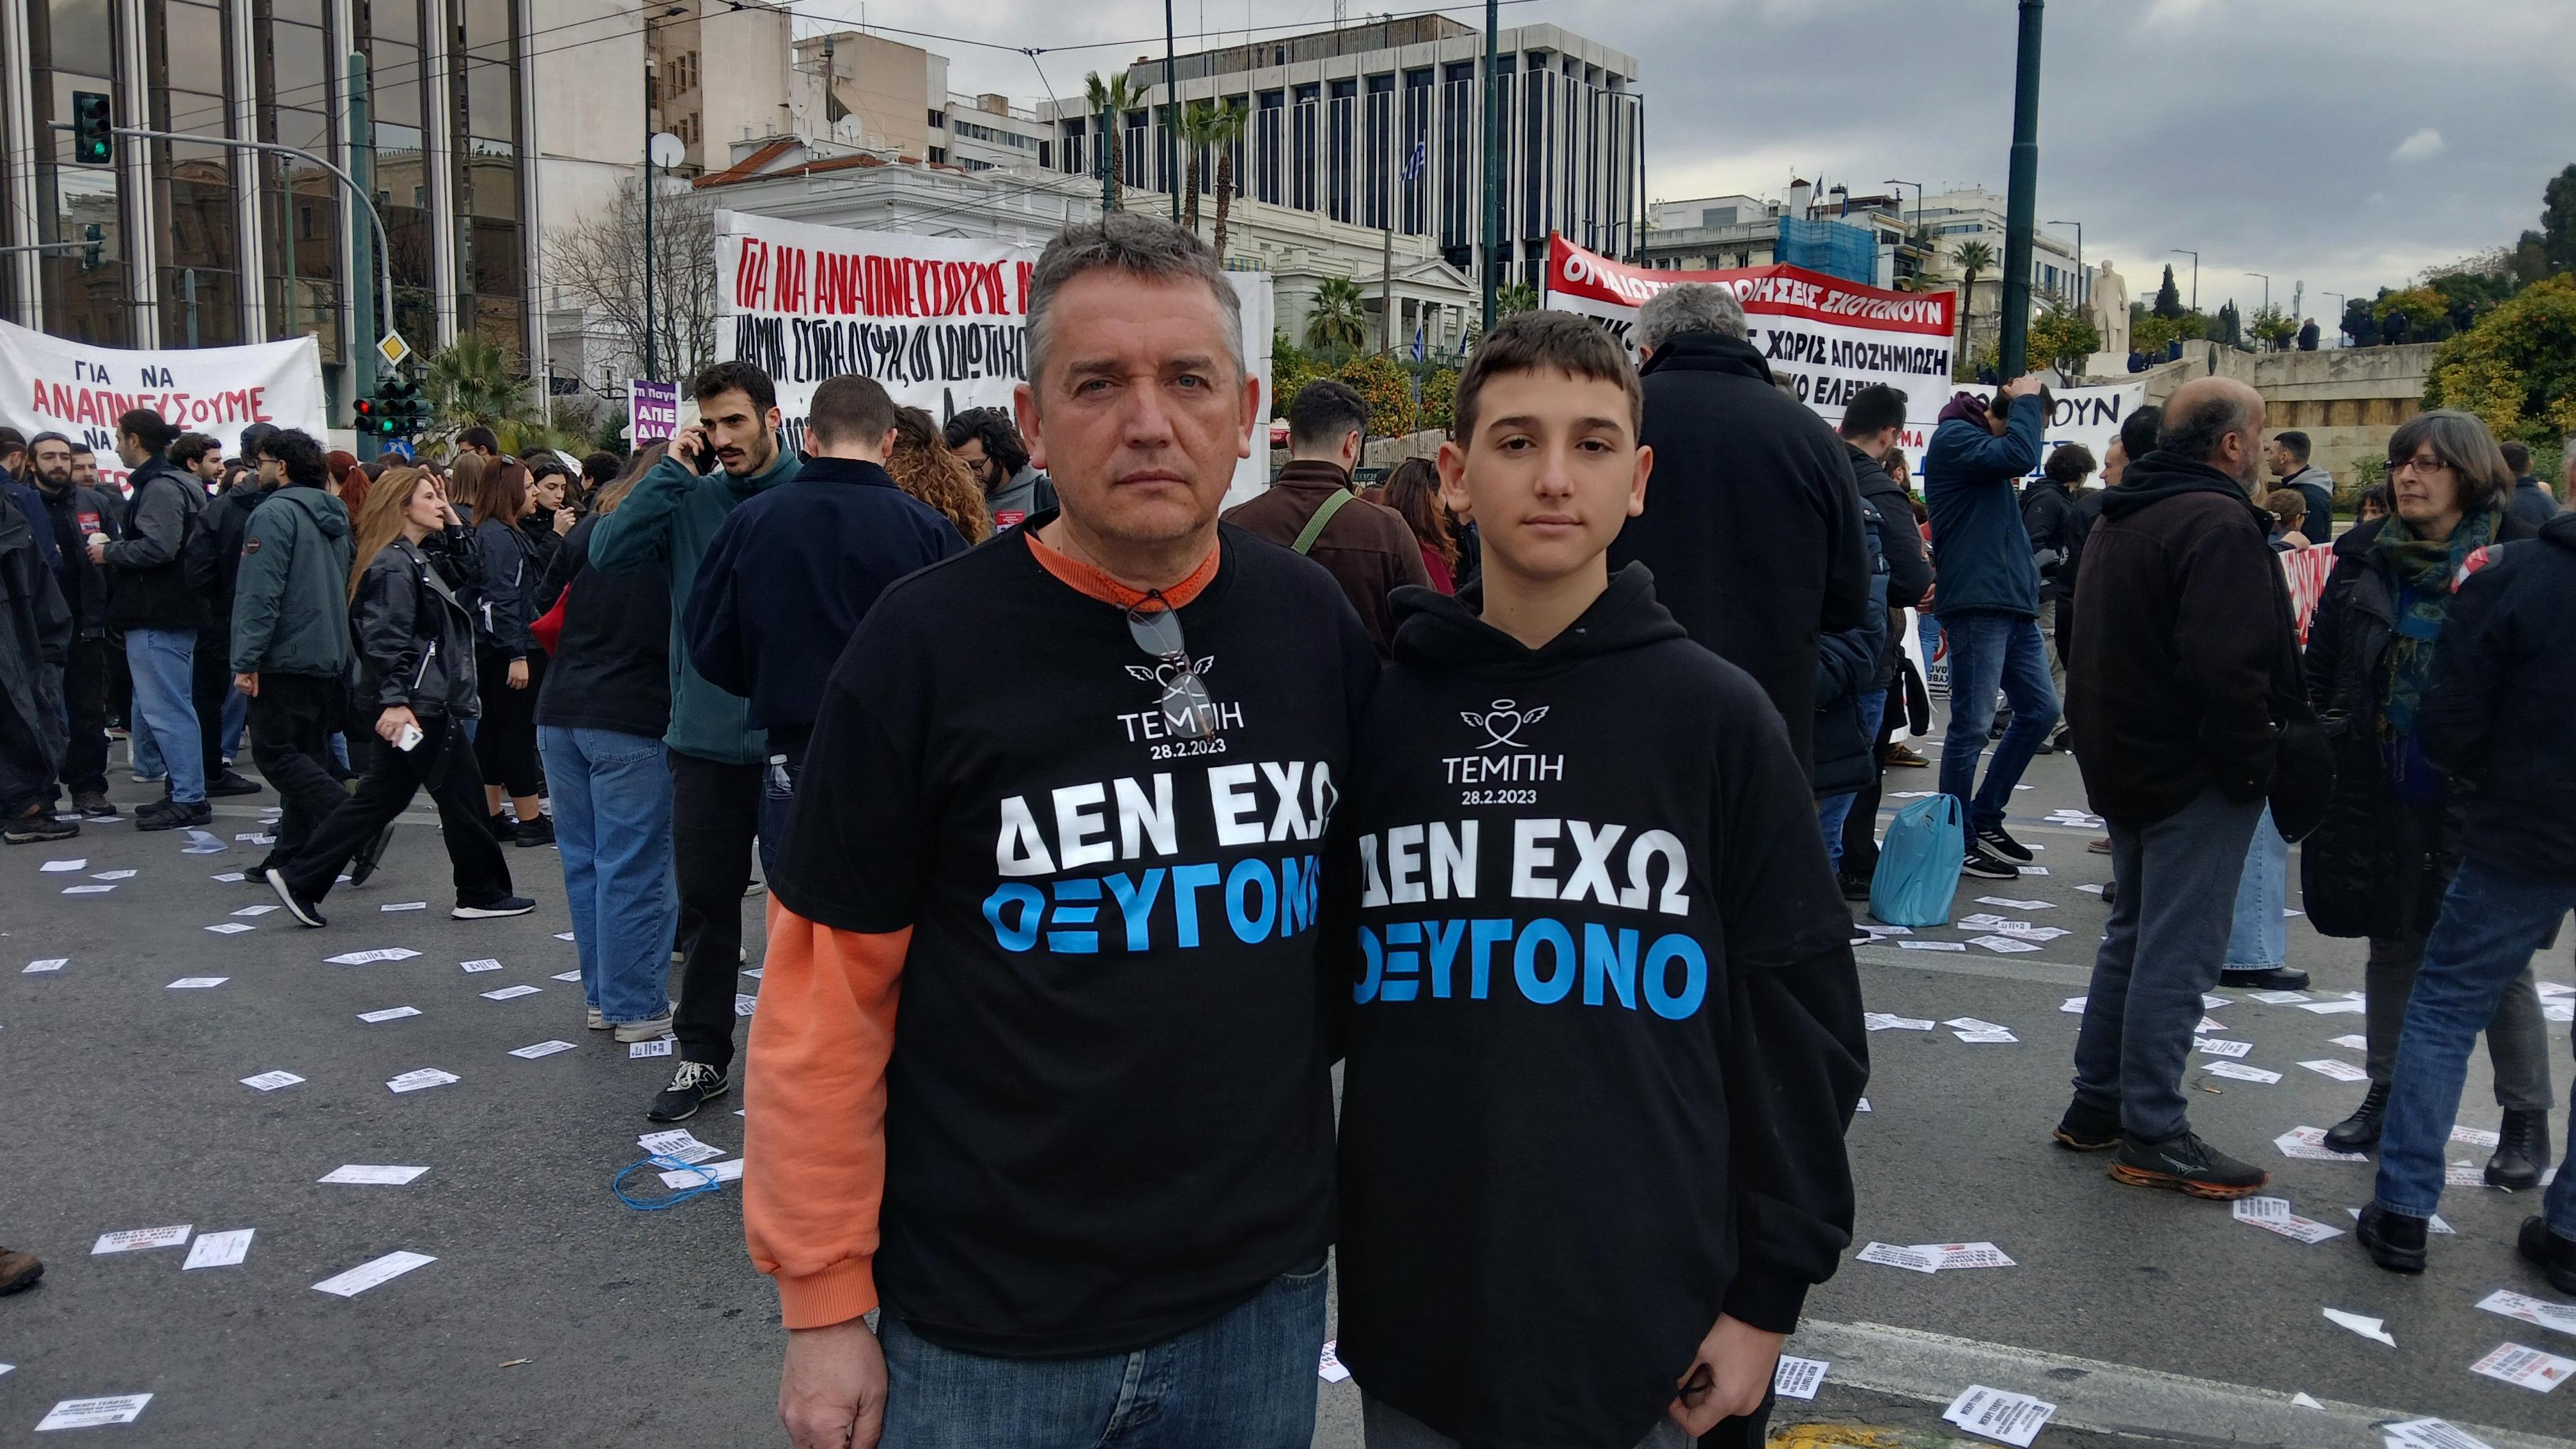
xmin=1043 ymin=16 xmax=1641 ymax=290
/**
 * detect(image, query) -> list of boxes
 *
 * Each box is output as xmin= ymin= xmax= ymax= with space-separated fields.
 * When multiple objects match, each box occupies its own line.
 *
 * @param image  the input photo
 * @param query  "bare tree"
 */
xmin=543 ymin=176 xmax=720 ymax=384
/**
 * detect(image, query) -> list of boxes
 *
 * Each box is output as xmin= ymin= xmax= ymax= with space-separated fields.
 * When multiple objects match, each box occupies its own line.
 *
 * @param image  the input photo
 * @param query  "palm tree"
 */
xmin=1205 ymin=102 xmax=1250 ymax=263
xmin=1496 ymin=281 xmax=1538 ymax=318
xmin=421 ymin=336 xmax=541 ymax=451
xmin=1950 ymin=238 xmax=1996 ymax=353
xmin=1178 ymin=102 xmax=1220 ymax=235
xmin=1306 ymin=275 xmax=1370 ymax=353
xmin=1083 ymin=72 xmax=1138 ymax=212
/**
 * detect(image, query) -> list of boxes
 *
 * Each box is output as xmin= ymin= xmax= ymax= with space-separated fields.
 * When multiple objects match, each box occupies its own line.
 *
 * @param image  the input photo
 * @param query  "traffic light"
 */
xmin=77 ymin=224 xmax=104 ymax=272
xmin=70 ymin=92 xmax=113 ymax=166
xmin=361 ymin=374 xmax=426 ymax=440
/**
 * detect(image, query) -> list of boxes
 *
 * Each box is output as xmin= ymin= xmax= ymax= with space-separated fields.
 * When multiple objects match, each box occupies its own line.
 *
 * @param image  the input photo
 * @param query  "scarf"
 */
xmin=2371 ymin=502 xmax=2498 ymax=741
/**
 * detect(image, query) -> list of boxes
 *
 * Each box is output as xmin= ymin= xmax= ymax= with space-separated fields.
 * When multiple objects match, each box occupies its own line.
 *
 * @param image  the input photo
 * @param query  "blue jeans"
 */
xmin=2372 ymin=859 xmax=2576 ymax=1239
xmin=539 ymin=726 xmax=678 ymax=1025
xmin=132 ymin=715 xmax=165 ymax=779
xmin=878 ymin=1258 xmax=1328 ymax=1448
xmin=125 ymin=628 xmax=205 ymax=803
xmin=221 ymin=684 xmax=249 ymax=762
xmin=1817 ymin=688 xmax=1889 ymax=869
xmin=756 ymin=734 xmax=807 ymax=881
xmin=2224 ymin=807 xmax=2288 ymax=969
xmin=1934 ymin=609 xmax=2058 ymax=834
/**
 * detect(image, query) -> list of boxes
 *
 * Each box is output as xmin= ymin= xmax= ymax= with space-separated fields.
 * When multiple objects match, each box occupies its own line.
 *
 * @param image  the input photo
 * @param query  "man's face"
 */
xmin=256 ymin=452 xmax=283 ymax=487
xmin=1435 ymin=368 xmax=1650 ymax=587
xmin=114 ymin=432 xmax=146 ymax=468
xmin=699 ymin=389 xmax=780 ymax=477
xmin=2266 ymin=439 xmax=2297 ymax=477
xmin=952 ymin=436 xmax=1000 ymax=491
xmin=71 ymin=451 xmax=99 ymax=488
xmin=189 ymin=451 xmax=224 ymax=483
xmin=2222 ymin=412 xmax=2268 ymax=490
xmin=2101 ymin=440 xmax=2127 ymax=487
xmin=1015 ymin=272 xmax=1259 ymax=552
xmin=0 ymin=447 xmax=22 ymax=479
xmin=30 ymin=440 xmax=72 ymax=490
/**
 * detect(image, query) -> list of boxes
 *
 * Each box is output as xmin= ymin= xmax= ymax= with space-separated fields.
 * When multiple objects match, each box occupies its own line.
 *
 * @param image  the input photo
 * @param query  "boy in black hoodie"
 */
xmin=1335 ymin=311 xmax=1869 ymax=1449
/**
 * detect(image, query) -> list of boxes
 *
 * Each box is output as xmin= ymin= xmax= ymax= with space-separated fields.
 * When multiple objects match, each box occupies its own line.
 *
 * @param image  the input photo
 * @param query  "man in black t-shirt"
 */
xmin=750 ymin=214 xmax=1374 ymax=1449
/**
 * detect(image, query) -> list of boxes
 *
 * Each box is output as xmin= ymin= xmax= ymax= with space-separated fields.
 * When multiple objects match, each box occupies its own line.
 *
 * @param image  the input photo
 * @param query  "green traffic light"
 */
xmin=71 ymin=92 xmax=113 ymax=166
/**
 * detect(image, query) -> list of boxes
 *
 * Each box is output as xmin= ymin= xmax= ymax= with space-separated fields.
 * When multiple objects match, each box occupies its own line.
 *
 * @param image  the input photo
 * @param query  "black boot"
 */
xmin=2356 ymin=1202 xmax=2427 ymax=1274
xmin=2324 ymin=1083 xmax=2391 ymax=1154
xmin=2518 ymin=1216 xmax=2576 ymax=1294
xmin=2487 ymin=1109 xmax=2552 ymax=1190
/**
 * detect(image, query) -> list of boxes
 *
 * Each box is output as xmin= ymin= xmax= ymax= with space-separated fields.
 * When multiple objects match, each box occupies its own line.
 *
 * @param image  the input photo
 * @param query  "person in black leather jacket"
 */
xmin=462 ymin=458 xmax=552 ymax=846
xmin=264 ymin=468 xmax=531 ymax=927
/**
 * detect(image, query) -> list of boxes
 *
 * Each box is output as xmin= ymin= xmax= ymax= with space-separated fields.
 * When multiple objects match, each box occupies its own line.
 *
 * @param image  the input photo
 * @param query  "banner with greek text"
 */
xmin=629 ymin=378 xmax=678 ymax=444
xmin=0 ymin=318 xmax=325 ymax=490
xmin=712 ymin=210 xmax=1274 ymax=499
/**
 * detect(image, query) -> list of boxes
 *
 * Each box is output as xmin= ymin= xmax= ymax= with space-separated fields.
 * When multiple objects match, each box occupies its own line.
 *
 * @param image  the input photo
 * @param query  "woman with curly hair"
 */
xmin=887 ymin=407 xmax=993 ymax=545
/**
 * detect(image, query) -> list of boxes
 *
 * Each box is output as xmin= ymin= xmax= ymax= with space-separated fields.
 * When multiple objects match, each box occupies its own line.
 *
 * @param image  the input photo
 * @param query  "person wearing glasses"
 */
xmin=749 ymin=214 xmax=1376 ymax=1449
xmin=685 ymin=373 xmax=966 ymax=879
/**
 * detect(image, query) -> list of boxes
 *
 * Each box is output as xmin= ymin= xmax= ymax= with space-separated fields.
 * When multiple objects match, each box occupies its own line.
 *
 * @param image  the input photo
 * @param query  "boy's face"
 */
xmin=1436 ymin=368 xmax=1649 ymax=584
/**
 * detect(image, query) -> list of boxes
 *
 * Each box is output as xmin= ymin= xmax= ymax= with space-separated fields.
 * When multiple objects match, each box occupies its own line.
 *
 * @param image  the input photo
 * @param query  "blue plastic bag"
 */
xmin=1870 ymin=794 xmax=1965 ymax=927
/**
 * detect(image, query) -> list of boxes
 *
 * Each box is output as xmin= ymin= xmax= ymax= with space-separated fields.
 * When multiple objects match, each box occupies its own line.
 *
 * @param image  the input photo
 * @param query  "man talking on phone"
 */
xmin=588 ymin=360 xmax=802 ymax=1123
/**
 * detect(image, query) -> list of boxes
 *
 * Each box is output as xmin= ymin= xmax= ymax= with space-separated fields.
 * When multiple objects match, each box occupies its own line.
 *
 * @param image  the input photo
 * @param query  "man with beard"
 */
xmin=26 ymin=433 xmax=122 ymax=819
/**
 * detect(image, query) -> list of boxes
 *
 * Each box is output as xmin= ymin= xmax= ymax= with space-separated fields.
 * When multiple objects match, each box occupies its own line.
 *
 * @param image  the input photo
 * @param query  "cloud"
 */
xmin=2391 ymin=128 xmax=2447 ymax=162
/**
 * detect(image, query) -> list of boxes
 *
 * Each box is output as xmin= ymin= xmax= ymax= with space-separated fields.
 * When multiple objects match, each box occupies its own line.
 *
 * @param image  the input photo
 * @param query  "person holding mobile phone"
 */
xmin=263 ymin=467 xmax=534 ymax=928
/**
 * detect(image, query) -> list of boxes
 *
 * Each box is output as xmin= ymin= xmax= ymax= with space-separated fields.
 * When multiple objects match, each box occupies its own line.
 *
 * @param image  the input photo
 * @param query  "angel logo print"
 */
xmin=1461 ymin=699 xmax=1548 ymax=752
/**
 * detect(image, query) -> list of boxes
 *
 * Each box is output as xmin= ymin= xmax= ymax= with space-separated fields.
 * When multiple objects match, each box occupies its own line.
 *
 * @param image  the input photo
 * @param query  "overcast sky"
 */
xmin=802 ymin=0 xmax=2576 ymax=323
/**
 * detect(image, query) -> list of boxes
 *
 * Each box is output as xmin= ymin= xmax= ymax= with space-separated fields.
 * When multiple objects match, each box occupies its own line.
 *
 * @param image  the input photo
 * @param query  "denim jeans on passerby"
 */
xmin=2070 ymin=786 xmax=2265 ymax=1142
xmin=132 ymin=706 xmax=166 ymax=779
xmin=221 ymin=685 xmax=248 ymax=762
xmin=876 ymin=1257 xmax=1327 ymax=1448
xmin=1816 ymin=690 xmax=1889 ymax=870
xmin=1933 ymin=608 xmax=2058 ymax=835
xmin=2371 ymin=858 xmax=2576 ymax=1239
xmin=756 ymin=730 xmax=809 ymax=881
xmin=2224 ymin=807 xmax=2288 ymax=969
xmin=124 ymin=628 xmax=205 ymax=803
xmin=540 ymin=726 xmax=678 ymax=1026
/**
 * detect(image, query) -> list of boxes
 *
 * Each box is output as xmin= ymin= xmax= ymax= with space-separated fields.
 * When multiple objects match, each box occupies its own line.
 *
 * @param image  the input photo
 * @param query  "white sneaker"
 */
xmin=614 ymin=1014 xmax=675 ymax=1044
xmin=587 ymin=1007 xmax=609 ymax=1031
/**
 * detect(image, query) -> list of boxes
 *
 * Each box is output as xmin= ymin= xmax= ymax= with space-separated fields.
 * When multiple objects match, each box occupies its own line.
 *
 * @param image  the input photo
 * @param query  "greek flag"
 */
xmin=1403 ymin=141 xmax=1426 ymax=182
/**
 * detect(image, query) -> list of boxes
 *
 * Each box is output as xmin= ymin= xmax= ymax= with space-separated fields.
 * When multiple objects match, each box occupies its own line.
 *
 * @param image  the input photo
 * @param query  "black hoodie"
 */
xmin=1335 ymin=565 xmax=1867 ymax=1449
xmin=2067 ymin=451 xmax=2303 ymax=826
xmin=2421 ymin=511 xmax=2576 ymax=879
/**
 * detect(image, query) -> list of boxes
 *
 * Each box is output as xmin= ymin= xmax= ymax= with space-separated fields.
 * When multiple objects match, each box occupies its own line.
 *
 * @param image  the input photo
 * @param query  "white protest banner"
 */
xmin=1948 ymin=378 xmax=2148 ymax=483
xmin=713 ymin=211 xmax=1274 ymax=499
xmin=0 ymin=318 xmax=325 ymax=491
xmin=1542 ymin=234 xmax=1955 ymax=435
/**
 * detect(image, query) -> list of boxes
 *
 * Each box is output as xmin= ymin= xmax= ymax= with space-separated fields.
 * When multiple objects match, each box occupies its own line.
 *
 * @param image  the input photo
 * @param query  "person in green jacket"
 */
xmin=586 ymin=359 xmax=801 ymax=1124
xmin=228 ymin=429 xmax=354 ymax=874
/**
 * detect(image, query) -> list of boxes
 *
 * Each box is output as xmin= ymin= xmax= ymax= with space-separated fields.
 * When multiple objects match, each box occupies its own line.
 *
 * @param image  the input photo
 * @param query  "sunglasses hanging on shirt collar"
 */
xmin=1125 ymin=594 xmax=1217 ymax=739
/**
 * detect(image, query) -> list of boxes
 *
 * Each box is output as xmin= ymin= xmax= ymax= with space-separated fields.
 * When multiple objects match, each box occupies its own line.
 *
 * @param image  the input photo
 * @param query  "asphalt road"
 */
xmin=3 ymin=734 xmax=2572 ymax=1448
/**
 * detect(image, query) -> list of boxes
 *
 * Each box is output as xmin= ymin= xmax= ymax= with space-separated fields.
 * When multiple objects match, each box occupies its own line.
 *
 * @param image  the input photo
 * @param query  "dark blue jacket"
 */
xmin=684 ymin=456 xmax=967 ymax=734
xmin=1923 ymin=394 xmax=2047 ymax=617
xmin=2421 ymin=511 xmax=2576 ymax=881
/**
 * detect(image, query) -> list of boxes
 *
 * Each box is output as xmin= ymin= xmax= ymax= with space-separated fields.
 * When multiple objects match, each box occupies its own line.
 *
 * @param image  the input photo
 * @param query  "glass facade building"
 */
xmin=1 ymin=0 xmax=538 ymax=415
xmin=1048 ymin=18 xmax=1639 ymax=289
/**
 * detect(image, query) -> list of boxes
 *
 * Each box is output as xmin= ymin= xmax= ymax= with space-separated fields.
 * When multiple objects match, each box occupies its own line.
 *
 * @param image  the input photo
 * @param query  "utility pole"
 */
xmin=1165 ymin=1 xmax=1180 ymax=224
xmin=2171 ymin=248 xmax=2198 ymax=313
xmin=349 ymin=50 xmax=378 ymax=459
xmin=1996 ymin=0 xmax=2044 ymax=378
xmin=1479 ymin=0 xmax=1500 ymax=333
xmin=2245 ymin=270 xmax=2269 ymax=314
xmin=644 ymin=55 xmax=658 ymax=382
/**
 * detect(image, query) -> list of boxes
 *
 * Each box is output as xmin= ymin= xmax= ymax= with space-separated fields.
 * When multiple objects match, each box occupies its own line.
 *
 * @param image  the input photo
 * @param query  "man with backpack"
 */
xmin=1222 ymin=378 xmax=1429 ymax=656
xmin=88 ymin=409 xmax=212 ymax=830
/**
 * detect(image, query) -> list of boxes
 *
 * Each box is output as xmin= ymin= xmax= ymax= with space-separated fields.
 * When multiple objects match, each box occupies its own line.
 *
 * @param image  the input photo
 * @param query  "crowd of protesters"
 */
xmin=1 ymin=211 xmax=2570 ymax=1443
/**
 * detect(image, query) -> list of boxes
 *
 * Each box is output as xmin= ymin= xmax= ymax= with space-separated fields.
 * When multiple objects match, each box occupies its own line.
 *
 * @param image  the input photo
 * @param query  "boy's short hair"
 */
xmin=1452 ymin=312 xmax=1641 ymax=443
xmin=2042 ymin=443 xmax=2097 ymax=486
xmin=169 ymin=432 xmax=221 ymax=470
xmin=2499 ymin=440 xmax=2531 ymax=474
xmin=1838 ymin=384 xmax=1907 ymax=440
xmin=2118 ymin=405 xmax=2162 ymax=464
xmin=806 ymin=373 xmax=899 ymax=449
xmin=2274 ymin=430 xmax=2311 ymax=462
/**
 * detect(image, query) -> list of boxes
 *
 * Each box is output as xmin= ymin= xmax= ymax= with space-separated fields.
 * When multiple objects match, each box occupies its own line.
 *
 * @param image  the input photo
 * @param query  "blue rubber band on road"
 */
xmin=614 ymin=1152 xmax=719 ymax=1210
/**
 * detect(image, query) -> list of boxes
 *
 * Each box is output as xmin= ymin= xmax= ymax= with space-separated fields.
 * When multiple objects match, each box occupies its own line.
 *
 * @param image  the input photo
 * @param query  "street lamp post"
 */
xmin=1480 ymin=0 xmax=1500 ymax=332
xmin=1996 ymin=0 xmax=2045 ymax=378
xmin=2171 ymin=248 xmax=2198 ymax=313
xmin=2246 ymin=271 xmax=2270 ymax=314
xmin=1885 ymin=178 xmax=1923 ymax=286
xmin=1164 ymin=0 xmax=1179 ymax=225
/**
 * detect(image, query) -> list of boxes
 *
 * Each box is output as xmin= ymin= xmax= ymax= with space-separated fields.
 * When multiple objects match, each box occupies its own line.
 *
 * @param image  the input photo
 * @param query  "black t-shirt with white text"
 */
xmin=772 ymin=520 xmax=1379 ymax=1357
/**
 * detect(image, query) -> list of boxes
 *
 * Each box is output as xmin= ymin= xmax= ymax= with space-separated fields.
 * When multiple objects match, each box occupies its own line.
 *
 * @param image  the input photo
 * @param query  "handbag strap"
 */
xmin=1291 ymin=487 xmax=1359 ymax=556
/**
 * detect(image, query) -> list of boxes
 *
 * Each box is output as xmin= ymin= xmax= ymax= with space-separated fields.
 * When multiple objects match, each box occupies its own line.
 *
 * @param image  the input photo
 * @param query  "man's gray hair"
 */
xmin=1635 ymin=282 xmax=1748 ymax=351
xmin=1027 ymin=213 xmax=1243 ymax=387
